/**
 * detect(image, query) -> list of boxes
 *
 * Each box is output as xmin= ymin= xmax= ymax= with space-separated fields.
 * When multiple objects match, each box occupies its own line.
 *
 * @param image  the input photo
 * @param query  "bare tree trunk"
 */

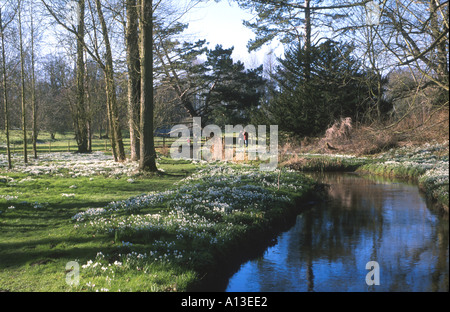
xmin=304 ymin=0 xmax=311 ymax=81
xmin=155 ymin=34 xmax=199 ymax=121
xmin=126 ymin=0 xmax=140 ymax=161
xmin=40 ymin=0 xmax=89 ymax=152
xmin=429 ymin=0 xmax=449 ymax=95
xmin=366 ymin=24 xmax=383 ymax=119
xmin=95 ymin=0 xmax=126 ymax=162
xmin=85 ymin=50 xmax=92 ymax=152
xmin=139 ymin=0 xmax=157 ymax=172
xmin=75 ymin=0 xmax=89 ymax=153
xmin=0 ymin=7 xmax=12 ymax=169
xmin=18 ymin=0 xmax=27 ymax=164
xmin=30 ymin=2 xmax=38 ymax=159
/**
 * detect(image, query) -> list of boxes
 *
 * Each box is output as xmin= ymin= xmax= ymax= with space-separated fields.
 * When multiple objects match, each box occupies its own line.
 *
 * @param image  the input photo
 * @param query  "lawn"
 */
xmin=0 ymin=146 xmax=316 ymax=291
xmin=0 ymin=152 xmax=200 ymax=291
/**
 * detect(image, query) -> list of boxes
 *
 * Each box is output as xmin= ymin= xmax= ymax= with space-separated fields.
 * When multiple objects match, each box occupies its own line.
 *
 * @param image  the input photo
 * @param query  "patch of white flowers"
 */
xmin=0 ymin=194 xmax=18 ymax=201
xmin=0 ymin=152 xmax=143 ymax=214
xmin=72 ymin=208 xmax=108 ymax=222
xmin=72 ymin=165 xmax=306 ymax=235
xmin=377 ymin=141 xmax=449 ymax=206
xmin=73 ymin=163 xmax=311 ymax=289
xmin=0 ymin=152 xmax=139 ymax=177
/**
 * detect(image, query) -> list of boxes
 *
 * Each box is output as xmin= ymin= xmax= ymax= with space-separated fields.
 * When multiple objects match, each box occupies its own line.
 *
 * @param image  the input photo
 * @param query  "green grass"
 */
xmin=66 ymin=165 xmax=316 ymax=292
xmin=356 ymin=142 xmax=449 ymax=211
xmin=0 ymin=146 xmax=316 ymax=292
xmin=284 ymin=154 xmax=371 ymax=172
xmin=0 ymin=157 xmax=199 ymax=291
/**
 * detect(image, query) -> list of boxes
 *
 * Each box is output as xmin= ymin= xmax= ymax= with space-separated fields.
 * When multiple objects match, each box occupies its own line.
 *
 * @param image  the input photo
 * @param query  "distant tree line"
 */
xmin=1 ymin=0 xmax=448 ymax=170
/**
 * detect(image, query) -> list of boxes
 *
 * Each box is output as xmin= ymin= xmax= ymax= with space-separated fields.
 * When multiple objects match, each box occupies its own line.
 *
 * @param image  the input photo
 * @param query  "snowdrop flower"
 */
xmin=82 ymin=260 xmax=93 ymax=269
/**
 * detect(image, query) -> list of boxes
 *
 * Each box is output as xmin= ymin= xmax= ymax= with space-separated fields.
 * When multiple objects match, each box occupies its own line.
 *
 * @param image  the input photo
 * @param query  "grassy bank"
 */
xmin=0 ymin=152 xmax=316 ymax=291
xmin=71 ymin=165 xmax=316 ymax=292
xmin=281 ymin=140 xmax=449 ymax=212
xmin=357 ymin=141 xmax=449 ymax=212
xmin=282 ymin=153 xmax=369 ymax=172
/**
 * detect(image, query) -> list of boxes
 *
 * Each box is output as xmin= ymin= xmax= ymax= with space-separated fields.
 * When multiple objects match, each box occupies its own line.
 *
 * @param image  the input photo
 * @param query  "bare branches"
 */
xmin=40 ymin=0 xmax=104 ymax=68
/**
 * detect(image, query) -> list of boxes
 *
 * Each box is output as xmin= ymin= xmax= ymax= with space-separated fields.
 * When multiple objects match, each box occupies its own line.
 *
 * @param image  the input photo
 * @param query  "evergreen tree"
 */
xmin=260 ymin=40 xmax=385 ymax=136
xmin=200 ymin=45 xmax=266 ymax=126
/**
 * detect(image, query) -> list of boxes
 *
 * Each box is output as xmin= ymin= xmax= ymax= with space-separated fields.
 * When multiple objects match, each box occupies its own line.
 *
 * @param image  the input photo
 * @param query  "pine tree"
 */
xmin=264 ymin=40 xmax=380 ymax=136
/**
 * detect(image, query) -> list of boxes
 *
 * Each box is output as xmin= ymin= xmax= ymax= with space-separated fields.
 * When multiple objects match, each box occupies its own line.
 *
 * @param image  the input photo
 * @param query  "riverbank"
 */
xmin=71 ymin=165 xmax=319 ymax=292
xmin=357 ymin=141 xmax=449 ymax=213
xmin=283 ymin=141 xmax=449 ymax=213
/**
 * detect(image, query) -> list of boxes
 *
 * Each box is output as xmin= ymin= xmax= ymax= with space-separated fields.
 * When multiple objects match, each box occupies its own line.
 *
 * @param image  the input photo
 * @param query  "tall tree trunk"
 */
xmin=304 ymin=0 xmax=311 ymax=81
xmin=0 ymin=7 xmax=12 ymax=169
xmin=84 ymin=51 xmax=92 ymax=152
xmin=367 ymin=24 xmax=383 ymax=119
xmin=95 ymin=0 xmax=126 ymax=162
xmin=75 ymin=0 xmax=89 ymax=153
xmin=30 ymin=3 xmax=38 ymax=159
xmin=139 ymin=0 xmax=157 ymax=172
xmin=126 ymin=0 xmax=141 ymax=161
xmin=429 ymin=0 xmax=449 ymax=95
xmin=18 ymin=0 xmax=27 ymax=164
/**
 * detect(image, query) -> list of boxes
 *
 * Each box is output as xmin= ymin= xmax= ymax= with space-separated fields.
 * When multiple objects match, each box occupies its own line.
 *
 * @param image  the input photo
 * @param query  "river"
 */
xmin=225 ymin=172 xmax=449 ymax=292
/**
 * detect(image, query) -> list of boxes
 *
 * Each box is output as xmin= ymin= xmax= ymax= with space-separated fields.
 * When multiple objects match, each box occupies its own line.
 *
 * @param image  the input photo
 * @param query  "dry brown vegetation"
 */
xmin=281 ymin=107 xmax=449 ymax=157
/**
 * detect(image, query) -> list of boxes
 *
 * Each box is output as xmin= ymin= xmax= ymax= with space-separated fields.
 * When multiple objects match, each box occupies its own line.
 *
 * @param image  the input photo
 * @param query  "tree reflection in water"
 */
xmin=226 ymin=173 xmax=449 ymax=292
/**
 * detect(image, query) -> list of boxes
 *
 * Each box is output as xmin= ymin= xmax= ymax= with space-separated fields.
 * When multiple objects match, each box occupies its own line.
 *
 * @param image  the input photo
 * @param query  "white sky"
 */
xmin=181 ymin=0 xmax=284 ymax=69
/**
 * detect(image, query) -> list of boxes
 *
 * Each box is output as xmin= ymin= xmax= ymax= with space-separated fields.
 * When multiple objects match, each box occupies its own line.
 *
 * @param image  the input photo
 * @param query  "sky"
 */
xmin=39 ymin=0 xmax=284 ymax=70
xmin=180 ymin=0 xmax=284 ymax=69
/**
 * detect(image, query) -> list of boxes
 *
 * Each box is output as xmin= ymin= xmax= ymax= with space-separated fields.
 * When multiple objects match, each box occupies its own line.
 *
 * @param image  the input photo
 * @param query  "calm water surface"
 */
xmin=226 ymin=172 xmax=449 ymax=292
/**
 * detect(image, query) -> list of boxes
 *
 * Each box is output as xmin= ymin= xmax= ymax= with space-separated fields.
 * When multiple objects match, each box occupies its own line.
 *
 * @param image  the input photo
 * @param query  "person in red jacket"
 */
xmin=243 ymin=131 xmax=248 ymax=147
